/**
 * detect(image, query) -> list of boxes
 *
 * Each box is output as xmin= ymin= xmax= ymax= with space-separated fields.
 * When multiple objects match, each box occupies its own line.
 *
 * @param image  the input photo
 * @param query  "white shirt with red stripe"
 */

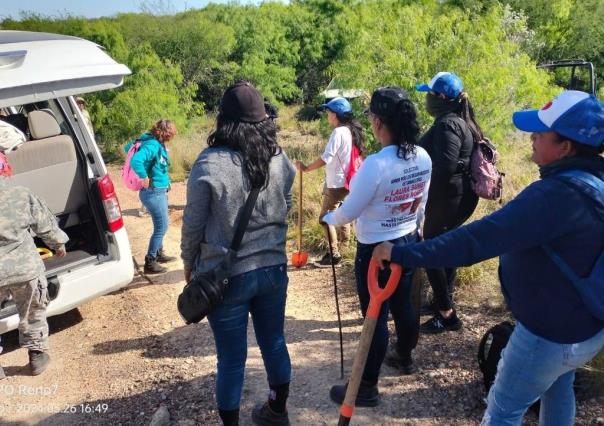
xmin=321 ymin=126 xmax=352 ymax=189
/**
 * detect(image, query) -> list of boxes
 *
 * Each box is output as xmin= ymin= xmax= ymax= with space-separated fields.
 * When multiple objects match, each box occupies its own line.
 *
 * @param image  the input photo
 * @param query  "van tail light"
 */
xmin=97 ymin=174 xmax=124 ymax=233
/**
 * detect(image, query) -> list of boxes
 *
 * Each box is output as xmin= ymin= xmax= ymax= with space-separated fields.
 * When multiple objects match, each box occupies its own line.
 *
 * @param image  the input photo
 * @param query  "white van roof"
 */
xmin=0 ymin=31 xmax=131 ymax=108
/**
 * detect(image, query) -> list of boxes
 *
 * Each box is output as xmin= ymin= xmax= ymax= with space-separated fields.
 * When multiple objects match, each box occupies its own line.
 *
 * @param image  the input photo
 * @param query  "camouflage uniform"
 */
xmin=0 ymin=176 xmax=68 ymax=352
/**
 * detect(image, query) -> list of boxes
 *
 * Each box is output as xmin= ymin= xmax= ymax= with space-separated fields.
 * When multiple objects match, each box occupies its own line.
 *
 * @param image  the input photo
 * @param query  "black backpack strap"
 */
xmin=230 ymin=187 xmax=261 ymax=251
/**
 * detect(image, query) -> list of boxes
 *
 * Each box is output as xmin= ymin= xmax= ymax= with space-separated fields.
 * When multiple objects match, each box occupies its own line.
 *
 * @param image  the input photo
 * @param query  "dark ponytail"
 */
xmin=459 ymin=93 xmax=484 ymax=143
xmin=335 ymin=111 xmax=366 ymax=155
xmin=376 ymin=98 xmax=420 ymax=160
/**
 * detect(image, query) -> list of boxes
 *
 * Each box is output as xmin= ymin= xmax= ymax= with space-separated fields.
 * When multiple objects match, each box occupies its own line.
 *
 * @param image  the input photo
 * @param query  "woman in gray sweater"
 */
xmin=181 ymin=82 xmax=295 ymax=426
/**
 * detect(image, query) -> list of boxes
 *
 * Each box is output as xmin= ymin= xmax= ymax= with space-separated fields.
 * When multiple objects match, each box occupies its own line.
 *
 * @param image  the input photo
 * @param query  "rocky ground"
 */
xmin=0 ymin=166 xmax=602 ymax=426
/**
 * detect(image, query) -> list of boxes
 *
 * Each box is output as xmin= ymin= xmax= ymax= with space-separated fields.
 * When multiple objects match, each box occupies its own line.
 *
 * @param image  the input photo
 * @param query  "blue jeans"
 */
xmin=207 ymin=264 xmax=291 ymax=410
xmin=483 ymin=321 xmax=604 ymax=425
xmin=139 ymin=187 xmax=168 ymax=257
xmin=355 ymin=232 xmax=419 ymax=384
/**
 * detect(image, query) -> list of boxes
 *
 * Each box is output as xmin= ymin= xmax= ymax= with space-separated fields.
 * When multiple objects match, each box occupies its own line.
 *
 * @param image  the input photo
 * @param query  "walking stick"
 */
xmin=326 ymin=229 xmax=345 ymax=379
xmin=337 ymin=259 xmax=403 ymax=426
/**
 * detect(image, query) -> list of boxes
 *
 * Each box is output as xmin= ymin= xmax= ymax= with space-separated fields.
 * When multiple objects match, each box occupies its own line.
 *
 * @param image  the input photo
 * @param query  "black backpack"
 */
xmin=477 ymin=321 xmax=515 ymax=391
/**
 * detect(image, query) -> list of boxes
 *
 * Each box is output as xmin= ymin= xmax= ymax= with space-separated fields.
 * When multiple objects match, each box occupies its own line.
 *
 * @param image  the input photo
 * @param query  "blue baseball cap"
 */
xmin=416 ymin=72 xmax=464 ymax=99
xmin=320 ymin=97 xmax=352 ymax=114
xmin=513 ymin=90 xmax=604 ymax=147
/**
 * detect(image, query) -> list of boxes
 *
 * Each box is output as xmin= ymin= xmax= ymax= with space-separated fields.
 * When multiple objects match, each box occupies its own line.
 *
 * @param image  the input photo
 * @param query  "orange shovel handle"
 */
xmin=366 ymin=258 xmax=402 ymax=319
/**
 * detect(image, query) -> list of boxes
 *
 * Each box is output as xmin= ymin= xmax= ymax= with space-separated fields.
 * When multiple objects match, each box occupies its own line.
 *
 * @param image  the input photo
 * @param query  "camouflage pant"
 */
xmin=0 ymin=275 xmax=50 ymax=352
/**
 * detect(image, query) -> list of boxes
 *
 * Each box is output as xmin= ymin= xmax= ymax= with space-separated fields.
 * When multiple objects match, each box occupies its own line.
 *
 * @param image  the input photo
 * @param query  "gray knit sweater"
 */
xmin=180 ymin=146 xmax=295 ymax=277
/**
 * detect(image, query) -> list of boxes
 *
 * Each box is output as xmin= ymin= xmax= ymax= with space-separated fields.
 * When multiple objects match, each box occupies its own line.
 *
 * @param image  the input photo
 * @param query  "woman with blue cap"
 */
xmin=372 ymin=90 xmax=604 ymax=425
xmin=414 ymin=71 xmax=483 ymax=334
xmin=296 ymin=97 xmax=365 ymax=266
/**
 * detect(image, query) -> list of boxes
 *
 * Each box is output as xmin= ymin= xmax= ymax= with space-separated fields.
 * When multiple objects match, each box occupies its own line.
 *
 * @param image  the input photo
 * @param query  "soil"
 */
xmin=0 ymin=166 xmax=602 ymax=426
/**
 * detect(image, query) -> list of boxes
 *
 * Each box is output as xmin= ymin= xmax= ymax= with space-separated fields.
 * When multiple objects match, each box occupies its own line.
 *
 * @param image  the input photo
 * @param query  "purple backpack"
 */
xmin=121 ymin=140 xmax=144 ymax=191
xmin=470 ymin=138 xmax=504 ymax=200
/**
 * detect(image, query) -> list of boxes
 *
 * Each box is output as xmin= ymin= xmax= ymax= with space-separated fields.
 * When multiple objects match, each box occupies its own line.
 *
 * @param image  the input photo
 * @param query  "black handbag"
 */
xmin=177 ymin=187 xmax=260 ymax=324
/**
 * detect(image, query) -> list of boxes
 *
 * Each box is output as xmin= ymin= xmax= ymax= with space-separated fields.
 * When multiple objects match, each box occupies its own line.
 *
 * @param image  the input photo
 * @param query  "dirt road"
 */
xmin=1 ymin=167 xmax=602 ymax=426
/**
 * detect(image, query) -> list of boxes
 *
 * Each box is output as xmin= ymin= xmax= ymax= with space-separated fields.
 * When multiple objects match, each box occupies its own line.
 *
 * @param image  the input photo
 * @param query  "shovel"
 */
xmin=337 ymin=259 xmax=403 ymax=426
xmin=291 ymin=170 xmax=308 ymax=268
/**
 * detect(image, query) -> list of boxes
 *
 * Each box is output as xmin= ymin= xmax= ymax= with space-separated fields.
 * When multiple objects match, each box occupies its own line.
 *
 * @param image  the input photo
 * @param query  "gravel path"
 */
xmin=0 ymin=166 xmax=602 ymax=426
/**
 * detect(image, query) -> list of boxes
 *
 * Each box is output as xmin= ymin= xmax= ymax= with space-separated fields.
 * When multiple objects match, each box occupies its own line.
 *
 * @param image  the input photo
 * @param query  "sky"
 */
xmin=0 ymin=0 xmax=268 ymax=20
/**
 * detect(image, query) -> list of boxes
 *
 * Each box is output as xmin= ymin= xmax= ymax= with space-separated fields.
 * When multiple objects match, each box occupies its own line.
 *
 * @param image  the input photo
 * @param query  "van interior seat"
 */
xmin=7 ymin=110 xmax=87 ymax=227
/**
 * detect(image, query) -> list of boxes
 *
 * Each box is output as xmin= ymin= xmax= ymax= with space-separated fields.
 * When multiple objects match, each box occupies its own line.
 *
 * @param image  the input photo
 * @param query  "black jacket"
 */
xmin=419 ymin=112 xmax=474 ymax=208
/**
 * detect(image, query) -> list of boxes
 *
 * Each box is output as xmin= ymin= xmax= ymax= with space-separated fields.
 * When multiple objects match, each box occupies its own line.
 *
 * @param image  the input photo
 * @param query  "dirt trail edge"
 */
xmin=0 ymin=166 xmax=601 ymax=426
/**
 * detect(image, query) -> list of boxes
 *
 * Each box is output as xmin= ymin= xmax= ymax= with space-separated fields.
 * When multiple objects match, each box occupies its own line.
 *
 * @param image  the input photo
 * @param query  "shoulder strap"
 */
xmin=542 ymin=244 xmax=582 ymax=283
xmin=552 ymin=170 xmax=604 ymax=218
xmin=543 ymin=170 xmax=604 ymax=284
xmin=230 ymin=187 xmax=261 ymax=251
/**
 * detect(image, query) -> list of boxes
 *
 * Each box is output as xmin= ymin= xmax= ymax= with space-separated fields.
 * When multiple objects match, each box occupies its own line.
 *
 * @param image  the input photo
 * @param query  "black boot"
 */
xmin=156 ymin=248 xmax=177 ymax=264
xmin=252 ymin=382 xmax=290 ymax=425
xmin=251 ymin=402 xmax=290 ymax=425
xmin=144 ymin=255 xmax=167 ymax=274
xmin=29 ymin=350 xmax=50 ymax=376
xmin=420 ymin=310 xmax=462 ymax=334
xmin=219 ymin=409 xmax=239 ymax=426
xmin=329 ymin=379 xmax=379 ymax=407
xmin=384 ymin=346 xmax=417 ymax=375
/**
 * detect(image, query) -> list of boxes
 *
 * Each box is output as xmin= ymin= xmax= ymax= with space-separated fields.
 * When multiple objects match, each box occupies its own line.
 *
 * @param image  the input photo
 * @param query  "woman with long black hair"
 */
xmin=296 ymin=97 xmax=365 ymax=266
xmin=415 ymin=72 xmax=481 ymax=333
xmin=324 ymin=87 xmax=432 ymax=407
xmin=181 ymin=81 xmax=296 ymax=426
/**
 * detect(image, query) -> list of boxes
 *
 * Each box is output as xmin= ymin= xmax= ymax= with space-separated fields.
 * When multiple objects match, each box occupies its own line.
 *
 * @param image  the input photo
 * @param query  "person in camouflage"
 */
xmin=0 ymin=152 xmax=68 ymax=376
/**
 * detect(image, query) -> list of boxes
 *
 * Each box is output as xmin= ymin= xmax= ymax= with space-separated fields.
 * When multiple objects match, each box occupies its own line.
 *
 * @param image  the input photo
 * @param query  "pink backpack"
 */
xmin=345 ymin=144 xmax=363 ymax=190
xmin=470 ymin=138 xmax=504 ymax=200
xmin=121 ymin=140 xmax=144 ymax=191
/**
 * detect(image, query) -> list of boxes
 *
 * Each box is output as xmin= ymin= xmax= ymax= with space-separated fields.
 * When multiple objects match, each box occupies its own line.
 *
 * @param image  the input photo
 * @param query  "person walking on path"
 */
xmin=0 ymin=152 xmax=68 ymax=376
xmin=372 ymin=90 xmax=604 ymax=425
xmin=295 ymin=97 xmax=365 ymax=266
xmin=181 ymin=81 xmax=296 ymax=426
xmin=325 ymin=87 xmax=432 ymax=407
xmin=415 ymin=72 xmax=481 ymax=333
xmin=125 ymin=119 xmax=178 ymax=274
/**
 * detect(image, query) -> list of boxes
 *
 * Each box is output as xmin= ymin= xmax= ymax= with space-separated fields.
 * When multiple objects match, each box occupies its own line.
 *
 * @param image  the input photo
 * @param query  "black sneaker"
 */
xmin=251 ymin=402 xmax=290 ymax=426
xmin=156 ymin=249 xmax=177 ymax=264
xmin=420 ymin=311 xmax=462 ymax=334
xmin=29 ymin=350 xmax=50 ymax=376
xmin=329 ymin=380 xmax=379 ymax=407
xmin=317 ymin=252 xmax=342 ymax=267
xmin=144 ymin=255 xmax=168 ymax=274
xmin=384 ymin=346 xmax=417 ymax=375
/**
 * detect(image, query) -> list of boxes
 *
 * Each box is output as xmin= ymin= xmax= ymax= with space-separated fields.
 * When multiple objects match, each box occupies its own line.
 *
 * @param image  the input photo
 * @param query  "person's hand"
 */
xmin=295 ymin=161 xmax=306 ymax=172
xmin=141 ymin=177 xmax=150 ymax=188
xmin=184 ymin=268 xmax=192 ymax=283
xmin=55 ymin=246 xmax=67 ymax=257
xmin=372 ymin=242 xmax=394 ymax=270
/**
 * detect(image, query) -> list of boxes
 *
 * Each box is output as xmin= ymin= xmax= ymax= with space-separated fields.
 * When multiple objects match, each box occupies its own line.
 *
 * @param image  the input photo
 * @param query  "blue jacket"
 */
xmin=391 ymin=155 xmax=604 ymax=343
xmin=124 ymin=132 xmax=170 ymax=189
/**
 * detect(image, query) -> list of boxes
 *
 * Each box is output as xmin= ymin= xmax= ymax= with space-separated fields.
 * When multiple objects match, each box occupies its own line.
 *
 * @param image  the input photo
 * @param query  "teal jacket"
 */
xmin=125 ymin=132 xmax=170 ymax=189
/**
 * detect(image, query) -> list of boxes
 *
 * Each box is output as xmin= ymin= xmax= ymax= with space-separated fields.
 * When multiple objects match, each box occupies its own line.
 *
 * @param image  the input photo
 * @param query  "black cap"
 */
xmin=366 ymin=86 xmax=409 ymax=118
xmin=220 ymin=81 xmax=268 ymax=123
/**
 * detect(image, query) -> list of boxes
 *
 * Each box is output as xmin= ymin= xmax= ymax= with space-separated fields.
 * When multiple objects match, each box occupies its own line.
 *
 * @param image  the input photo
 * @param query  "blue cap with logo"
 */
xmin=320 ymin=97 xmax=352 ymax=114
xmin=513 ymin=90 xmax=604 ymax=147
xmin=416 ymin=72 xmax=464 ymax=99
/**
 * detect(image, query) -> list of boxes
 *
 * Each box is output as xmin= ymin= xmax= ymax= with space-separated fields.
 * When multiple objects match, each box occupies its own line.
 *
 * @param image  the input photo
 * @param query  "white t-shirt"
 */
xmin=323 ymin=144 xmax=432 ymax=244
xmin=321 ymin=126 xmax=352 ymax=188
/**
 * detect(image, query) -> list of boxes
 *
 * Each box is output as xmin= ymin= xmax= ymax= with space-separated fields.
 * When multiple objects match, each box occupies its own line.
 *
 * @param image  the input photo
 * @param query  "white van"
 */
xmin=0 ymin=31 xmax=134 ymax=333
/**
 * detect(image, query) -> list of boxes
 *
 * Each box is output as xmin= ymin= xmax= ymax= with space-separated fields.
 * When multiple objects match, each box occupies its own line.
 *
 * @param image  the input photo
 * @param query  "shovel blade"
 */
xmin=292 ymin=251 xmax=308 ymax=268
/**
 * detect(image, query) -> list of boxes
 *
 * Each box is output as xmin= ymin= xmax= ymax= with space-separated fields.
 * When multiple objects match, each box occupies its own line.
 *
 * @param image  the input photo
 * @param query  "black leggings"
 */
xmin=423 ymin=188 xmax=478 ymax=311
